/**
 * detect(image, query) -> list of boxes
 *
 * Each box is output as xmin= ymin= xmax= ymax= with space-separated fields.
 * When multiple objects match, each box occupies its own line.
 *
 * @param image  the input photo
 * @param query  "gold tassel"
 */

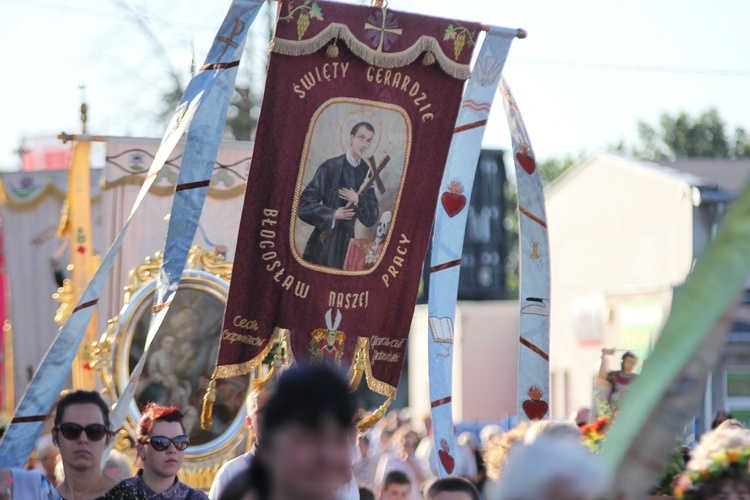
xmin=253 ymin=336 xmax=286 ymax=391
xmin=325 ymin=41 xmax=339 ymax=58
xmin=348 ymin=343 xmax=366 ymax=392
xmin=200 ymin=378 xmax=216 ymax=430
xmin=422 ymin=51 xmax=436 ymax=66
xmin=357 ymin=396 xmax=392 ymax=434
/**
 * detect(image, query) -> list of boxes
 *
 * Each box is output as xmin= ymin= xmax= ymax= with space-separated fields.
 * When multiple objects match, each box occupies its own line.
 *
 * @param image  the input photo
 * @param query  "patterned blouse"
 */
xmin=88 ymin=481 xmax=149 ymax=499
xmin=122 ymin=470 xmax=208 ymax=500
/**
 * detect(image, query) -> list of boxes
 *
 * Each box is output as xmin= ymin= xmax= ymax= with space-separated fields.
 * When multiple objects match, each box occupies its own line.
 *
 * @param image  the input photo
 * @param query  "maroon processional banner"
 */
xmin=213 ymin=0 xmax=480 ymax=400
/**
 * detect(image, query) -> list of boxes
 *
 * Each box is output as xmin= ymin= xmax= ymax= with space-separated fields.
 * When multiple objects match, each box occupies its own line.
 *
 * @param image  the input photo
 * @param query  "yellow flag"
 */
xmin=67 ymin=140 xmax=97 ymax=389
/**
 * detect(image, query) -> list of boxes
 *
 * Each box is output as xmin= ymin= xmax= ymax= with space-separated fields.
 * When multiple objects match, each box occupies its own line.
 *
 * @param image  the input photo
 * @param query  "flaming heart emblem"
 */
xmin=441 ymin=180 xmax=466 ymax=218
xmin=522 ymin=385 xmax=548 ymax=420
xmin=515 ymin=143 xmax=536 ymax=175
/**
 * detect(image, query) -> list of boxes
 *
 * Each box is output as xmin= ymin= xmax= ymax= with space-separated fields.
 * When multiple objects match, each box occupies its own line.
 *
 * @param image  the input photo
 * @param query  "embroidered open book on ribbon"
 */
xmin=214 ymin=1 xmax=480 ymax=400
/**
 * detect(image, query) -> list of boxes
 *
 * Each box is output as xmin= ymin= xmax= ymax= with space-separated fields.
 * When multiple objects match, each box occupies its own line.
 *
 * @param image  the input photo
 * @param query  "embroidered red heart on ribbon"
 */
xmin=516 ymin=152 xmax=536 ymax=175
xmin=522 ymin=399 xmax=549 ymax=420
xmin=438 ymin=449 xmax=455 ymax=474
xmin=441 ymin=191 xmax=466 ymax=218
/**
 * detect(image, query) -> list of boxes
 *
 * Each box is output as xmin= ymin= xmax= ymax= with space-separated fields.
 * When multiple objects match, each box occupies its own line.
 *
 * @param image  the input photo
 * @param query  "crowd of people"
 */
xmin=2 ymin=366 xmax=750 ymax=499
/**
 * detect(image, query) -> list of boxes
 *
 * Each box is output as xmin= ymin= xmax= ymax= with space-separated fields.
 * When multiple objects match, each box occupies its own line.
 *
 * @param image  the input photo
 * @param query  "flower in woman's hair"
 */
xmin=711 ymin=451 xmax=729 ymax=468
xmin=673 ymin=473 xmax=692 ymax=497
xmin=727 ymin=448 xmax=741 ymax=464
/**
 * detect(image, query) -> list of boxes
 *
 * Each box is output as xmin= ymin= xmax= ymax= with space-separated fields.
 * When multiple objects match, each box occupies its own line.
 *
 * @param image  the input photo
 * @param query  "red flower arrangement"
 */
xmin=580 ymin=416 xmax=611 ymax=453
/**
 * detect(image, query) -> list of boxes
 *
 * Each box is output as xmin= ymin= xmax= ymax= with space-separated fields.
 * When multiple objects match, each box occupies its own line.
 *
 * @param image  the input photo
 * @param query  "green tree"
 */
xmin=733 ymin=128 xmax=750 ymax=158
xmin=623 ymin=108 xmax=750 ymax=161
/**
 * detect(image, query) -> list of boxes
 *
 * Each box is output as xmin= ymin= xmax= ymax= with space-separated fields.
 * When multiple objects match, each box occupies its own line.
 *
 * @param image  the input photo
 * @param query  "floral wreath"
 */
xmin=674 ymin=447 xmax=750 ymax=498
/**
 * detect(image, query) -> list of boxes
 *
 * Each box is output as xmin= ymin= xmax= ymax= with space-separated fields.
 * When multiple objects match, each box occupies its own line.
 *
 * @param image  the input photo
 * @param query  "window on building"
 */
xmin=725 ymin=369 xmax=750 ymax=426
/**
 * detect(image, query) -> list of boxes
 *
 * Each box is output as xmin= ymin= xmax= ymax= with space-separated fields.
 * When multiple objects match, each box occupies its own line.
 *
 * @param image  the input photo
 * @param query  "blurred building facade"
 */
xmin=547 ymin=152 xmax=750 ymax=428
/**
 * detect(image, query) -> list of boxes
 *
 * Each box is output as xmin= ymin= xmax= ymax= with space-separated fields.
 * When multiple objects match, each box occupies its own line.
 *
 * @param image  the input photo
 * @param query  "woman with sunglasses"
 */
xmin=0 ymin=389 xmax=146 ymax=499
xmin=122 ymin=403 xmax=208 ymax=500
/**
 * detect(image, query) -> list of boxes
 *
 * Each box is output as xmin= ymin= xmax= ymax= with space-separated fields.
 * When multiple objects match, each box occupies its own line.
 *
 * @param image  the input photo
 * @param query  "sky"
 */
xmin=0 ymin=0 xmax=749 ymax=170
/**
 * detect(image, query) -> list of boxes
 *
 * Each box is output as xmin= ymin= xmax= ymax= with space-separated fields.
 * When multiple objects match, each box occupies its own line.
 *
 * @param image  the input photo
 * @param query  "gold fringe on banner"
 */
xmin=207 ymin=331 xmax=400 ymax=432
xmin=253 ymin=332 xmax=289 ymax=391
xmin=211 ymin=328 xmax=283 ymax=380
xmin=272 ymin=23 xmax=472 ymax=80
xmin=350 ymin=337 xmax=398 ymax=433
xmin=204 ymin=329 xmax=290 ymax=428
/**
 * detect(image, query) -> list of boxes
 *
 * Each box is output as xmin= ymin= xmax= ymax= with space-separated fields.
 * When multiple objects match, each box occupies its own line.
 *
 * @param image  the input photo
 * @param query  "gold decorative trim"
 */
xmin=347 ymin=337 xmax=368 ymax=391
xmin=273 ymin=23 xmax=471 ymax=80
xmin=0 ymin=178 xmax=104 ymax=211
xmin=211 ymin=328 xmax=283 ymax=380
xmin=123 ymin=246 xmax=231 ymax=305
xmin=360 ymin=337 xmax=397 ymax=399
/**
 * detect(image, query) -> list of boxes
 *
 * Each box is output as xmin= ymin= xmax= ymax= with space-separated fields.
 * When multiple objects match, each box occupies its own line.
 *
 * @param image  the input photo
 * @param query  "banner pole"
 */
xmin=57 ymin=133 xmax=107 ymax=144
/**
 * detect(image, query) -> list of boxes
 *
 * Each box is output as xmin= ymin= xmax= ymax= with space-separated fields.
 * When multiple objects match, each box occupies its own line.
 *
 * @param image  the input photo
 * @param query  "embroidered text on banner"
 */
xmin=212 ymin=1 xmax=481 ymax=411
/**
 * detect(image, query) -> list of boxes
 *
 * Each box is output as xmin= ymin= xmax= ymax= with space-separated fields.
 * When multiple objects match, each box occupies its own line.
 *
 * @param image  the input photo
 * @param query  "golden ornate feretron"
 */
xmin=88 ymin=245 xmax=253 ymax=491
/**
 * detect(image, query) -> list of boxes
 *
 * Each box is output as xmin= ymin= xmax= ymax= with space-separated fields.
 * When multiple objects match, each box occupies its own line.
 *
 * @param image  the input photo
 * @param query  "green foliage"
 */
xmin=652 ymin=445 xmax=686 ymax=496
xmin=620 ymin=108 xmax=750 ymax=160
xmin=309 ymin=2 xmax=324 ymax=21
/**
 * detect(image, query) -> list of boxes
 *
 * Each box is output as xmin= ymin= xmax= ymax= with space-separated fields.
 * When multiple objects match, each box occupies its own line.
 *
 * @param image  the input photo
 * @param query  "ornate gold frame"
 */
xmin=89 ymin=246 xmax=252 ymax=489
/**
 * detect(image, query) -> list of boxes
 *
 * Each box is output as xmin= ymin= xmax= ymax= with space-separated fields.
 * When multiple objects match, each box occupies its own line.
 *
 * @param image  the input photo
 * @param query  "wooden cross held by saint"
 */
xmin=319 ymin=152 xmax=391 ymax=242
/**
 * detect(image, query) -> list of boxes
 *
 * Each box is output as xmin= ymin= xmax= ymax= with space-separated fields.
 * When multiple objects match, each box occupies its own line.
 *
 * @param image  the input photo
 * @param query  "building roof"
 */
xmin=547 ymin=152 xmax=747 ymax=205
xmin=662 ymin=159 xmax=750 ymax=193
xmin=547 ymin=152 xmax=710 ymax=199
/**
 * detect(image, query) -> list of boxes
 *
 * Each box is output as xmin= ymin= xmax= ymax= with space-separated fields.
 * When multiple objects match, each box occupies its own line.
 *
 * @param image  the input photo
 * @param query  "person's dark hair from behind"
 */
xmin=245 ymin=365 xmax=357 ymax=499
xmin=711 ymin=409 xmax=734 ymax=430
xmin=359 ymin=486 xmax=376 ymax=500
xmin=425 ymin=477 xmax=480 ymax=500
xmin=384 ymin=470 xmax=410 ymax=490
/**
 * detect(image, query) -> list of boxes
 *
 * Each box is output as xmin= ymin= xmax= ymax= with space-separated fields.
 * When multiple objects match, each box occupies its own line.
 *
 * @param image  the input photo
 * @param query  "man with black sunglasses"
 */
xmin=123 ymin=403 xmax=207 ymax=499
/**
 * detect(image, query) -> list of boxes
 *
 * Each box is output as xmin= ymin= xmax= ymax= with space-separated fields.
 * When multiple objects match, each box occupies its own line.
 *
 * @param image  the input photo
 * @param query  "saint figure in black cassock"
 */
xmin=299 ymin=122 xmax=380 ymax=269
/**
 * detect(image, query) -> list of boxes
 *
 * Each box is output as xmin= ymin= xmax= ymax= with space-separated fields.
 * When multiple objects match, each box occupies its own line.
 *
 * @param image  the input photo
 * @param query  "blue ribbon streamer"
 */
xmin=0 ymin=0 xmax=264 ymax=468
xmin=108 ymin=0 xmax=263 ymax=440
xmin=500 ymin=77 xmax=551 ymax=422
xmin=426 ymin=28 xmax=516 ymax=477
